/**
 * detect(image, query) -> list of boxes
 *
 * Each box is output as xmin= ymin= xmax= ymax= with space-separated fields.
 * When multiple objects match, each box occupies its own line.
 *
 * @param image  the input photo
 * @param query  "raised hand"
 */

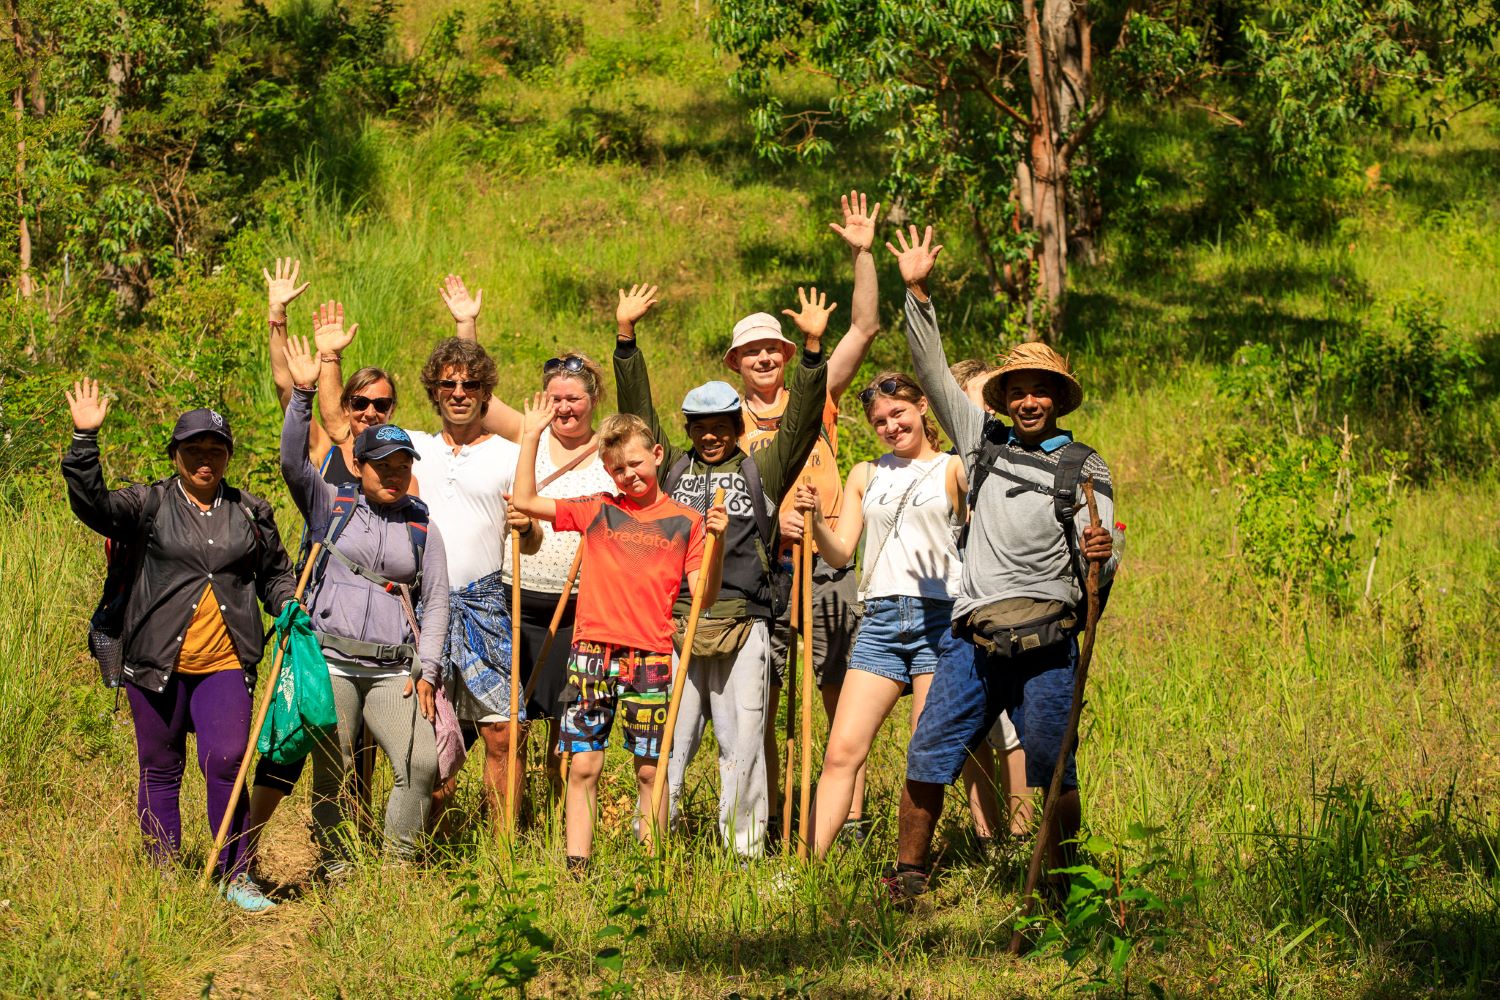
xmin=521 ymin=391 xmax=557 ymax=439
xmin=780 ymin=286 xmax=837 ymax=351
xmin=65 ymin=378 xmax=110 ymax=431
xmin=886 ymin=224 xmax=943 ymax=290
xmin=616 ymin=283 xmax=659 ymax=338
xmin=439 ymin=274 xmax=482 ymax=324
xmin=312 ymin=300 xmax=358 ymax=357
xmin=282 ymin=333 xmax=320 ymax=389
xmin=263 ymin=258 xmax=310 ymax=320
xmin=792 ymin=481 xmax=819 ymax=515
xmin=829 ymin=189 xmax=881 ymax=254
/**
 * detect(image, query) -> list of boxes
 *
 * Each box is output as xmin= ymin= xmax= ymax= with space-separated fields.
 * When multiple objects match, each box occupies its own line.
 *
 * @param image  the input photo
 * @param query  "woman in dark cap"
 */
xmin=62 ymin=380 xmax=296 ymax=913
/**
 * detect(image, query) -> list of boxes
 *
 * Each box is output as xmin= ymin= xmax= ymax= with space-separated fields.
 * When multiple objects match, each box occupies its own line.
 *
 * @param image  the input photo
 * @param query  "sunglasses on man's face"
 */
xmin=544 ymin=356 xmax=587 ymax=376
xmin=858 ymin=378 xmax=914 ymax=407
xmin=437 ymin=379 xmax=484 ymax=394
xmin=348 ymin=395 xmax=395 ymax=414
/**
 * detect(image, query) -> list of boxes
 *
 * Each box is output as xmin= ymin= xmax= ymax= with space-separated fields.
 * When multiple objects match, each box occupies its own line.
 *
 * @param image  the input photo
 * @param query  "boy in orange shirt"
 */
xmin=512 ymin=396 xmax=726 ymax=869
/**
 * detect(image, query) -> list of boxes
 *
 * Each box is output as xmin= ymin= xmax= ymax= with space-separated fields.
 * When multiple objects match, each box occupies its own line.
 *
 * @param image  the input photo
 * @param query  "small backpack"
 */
xmin=310 ymin=486 xmax=430 ymax=605
xmin=961 ymin=420 xmax=1113 ymax=615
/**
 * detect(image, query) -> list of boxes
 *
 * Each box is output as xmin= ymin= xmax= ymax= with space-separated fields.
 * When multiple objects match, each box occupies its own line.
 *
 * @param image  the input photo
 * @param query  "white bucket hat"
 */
xmin=723 ymin=312 xmax=796 ymax=371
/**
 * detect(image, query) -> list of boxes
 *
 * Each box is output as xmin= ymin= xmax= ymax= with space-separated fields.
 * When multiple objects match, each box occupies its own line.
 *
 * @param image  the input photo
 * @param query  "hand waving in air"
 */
xmin=780 ymin=286 xmax=837 ymax=354
xmin=829 ymin=189 xmax=881 ymax=255
xmin=312 ymin=300 xmax=358 ymax=357
xmin=65 ymin=378 xmax=111 ymax=431
xmin=282 ymin=333 xmax=320 ymax=389
xmin=521 ymin=391 xmax=558 ymax=439
xmin=615 ymin=283 xmax=659 ymax=340
xmin=263 ymin=258 xmax=310 ymax=321
xmin=439 ymin=274 xmax=483 ymax=324
xmin=886 ymin=224 xmax=944 ymax=294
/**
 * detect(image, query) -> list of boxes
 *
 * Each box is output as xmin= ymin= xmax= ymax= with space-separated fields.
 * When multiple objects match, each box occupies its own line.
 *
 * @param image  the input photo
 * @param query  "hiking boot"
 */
xmin=880 ymin=864 xmax=929 ymax=907
xmin=220 ymin=874 xmax=277 ymax=914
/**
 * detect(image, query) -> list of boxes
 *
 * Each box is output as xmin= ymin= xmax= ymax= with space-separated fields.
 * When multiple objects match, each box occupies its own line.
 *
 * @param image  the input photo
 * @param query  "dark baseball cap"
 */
xmin=354 ymin=424 xmax=419 ymax=462
xmin=167 ymin=408 xmax=234 ymax=455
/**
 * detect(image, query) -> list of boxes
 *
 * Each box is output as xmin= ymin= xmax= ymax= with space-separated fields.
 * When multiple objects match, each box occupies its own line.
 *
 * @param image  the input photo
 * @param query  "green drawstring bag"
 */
xmin=257 ymin=600 xmax=337 ymax=765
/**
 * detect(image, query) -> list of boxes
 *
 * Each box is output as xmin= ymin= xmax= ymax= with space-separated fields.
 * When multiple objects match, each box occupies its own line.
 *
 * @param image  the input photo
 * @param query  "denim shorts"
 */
xmin=905 ymin=634 xmax=1079 ymax=791
xmin=848 ymin=596 xmax=963 ymax=687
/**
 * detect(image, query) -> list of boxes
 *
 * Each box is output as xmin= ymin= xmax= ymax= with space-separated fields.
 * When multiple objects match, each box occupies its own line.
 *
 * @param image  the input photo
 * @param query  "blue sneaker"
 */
xmin=220 ymin=874 xmax=277 ymax=914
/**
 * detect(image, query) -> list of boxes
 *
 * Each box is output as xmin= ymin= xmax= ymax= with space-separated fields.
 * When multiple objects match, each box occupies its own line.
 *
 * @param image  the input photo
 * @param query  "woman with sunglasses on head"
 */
xmin=441 ymin=274 xmax=615 ymax=799
xmin=253 ymin=262 xmax=399 ymax=871
xmin=792 ymin=372 xmax=968 ymax=859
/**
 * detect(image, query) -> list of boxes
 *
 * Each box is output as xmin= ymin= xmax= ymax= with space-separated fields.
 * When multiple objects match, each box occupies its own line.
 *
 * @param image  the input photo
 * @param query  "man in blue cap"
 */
xmin=611 ymin=283 xmax=832 ymax=857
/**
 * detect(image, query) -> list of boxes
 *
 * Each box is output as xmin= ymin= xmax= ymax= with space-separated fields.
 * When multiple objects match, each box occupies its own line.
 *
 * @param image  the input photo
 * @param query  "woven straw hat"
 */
xmin=982 ymin=342 xmax=1083 ymax=417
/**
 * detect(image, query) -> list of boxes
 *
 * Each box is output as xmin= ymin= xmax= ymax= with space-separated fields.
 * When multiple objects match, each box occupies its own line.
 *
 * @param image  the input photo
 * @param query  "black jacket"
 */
xmin=62 ymin=431 xmax=296 ymax=693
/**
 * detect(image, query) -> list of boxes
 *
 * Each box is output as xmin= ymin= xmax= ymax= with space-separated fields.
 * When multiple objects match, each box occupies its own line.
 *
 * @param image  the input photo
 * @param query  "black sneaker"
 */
xmin=566 ymin=855 xmax=590 ymax=879
xmin=880 ymin=864 xmax=929 ymax=906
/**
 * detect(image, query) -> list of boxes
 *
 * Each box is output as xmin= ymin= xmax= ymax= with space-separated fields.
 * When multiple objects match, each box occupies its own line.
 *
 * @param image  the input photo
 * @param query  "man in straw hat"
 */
xmin=882 ymin=225 xmax=1120 ymax=902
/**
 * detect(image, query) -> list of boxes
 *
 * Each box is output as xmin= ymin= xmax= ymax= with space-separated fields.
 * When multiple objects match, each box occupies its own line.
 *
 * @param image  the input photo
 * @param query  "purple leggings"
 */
xmin=125 ymin=670 xmax=252 ymax=879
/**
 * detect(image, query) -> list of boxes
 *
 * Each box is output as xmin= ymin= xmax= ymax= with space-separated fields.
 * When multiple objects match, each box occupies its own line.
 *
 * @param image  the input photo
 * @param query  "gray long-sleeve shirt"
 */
xmin=904 ymin=290 xmax=1120 ymax=621
xmin=281 ymin=389 xmax=450 ymax=683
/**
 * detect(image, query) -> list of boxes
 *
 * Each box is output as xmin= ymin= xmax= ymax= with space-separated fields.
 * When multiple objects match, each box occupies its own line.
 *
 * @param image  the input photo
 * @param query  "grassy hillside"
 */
xmin=2 ymin=2 xmax=1498 ymax=997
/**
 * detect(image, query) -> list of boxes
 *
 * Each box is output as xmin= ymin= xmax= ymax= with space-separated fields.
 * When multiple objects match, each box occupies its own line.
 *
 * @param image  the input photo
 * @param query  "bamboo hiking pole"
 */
xmin=202 ymin=544 xmax=322 ymax=887
xmin=520 ymin=544 xmax=584 ymax=707
xmin=504 ymin=530 xmax=523 ymax=834
xmin=781 ymin=544 xmax=802 ymax=848
xmin=796 ymin=513 xmax=815 ymax=860
xmin=647 ymin=487 xmax=726 ymax=838
xmin=1009 ymin=479 xmax=1104 ymax=954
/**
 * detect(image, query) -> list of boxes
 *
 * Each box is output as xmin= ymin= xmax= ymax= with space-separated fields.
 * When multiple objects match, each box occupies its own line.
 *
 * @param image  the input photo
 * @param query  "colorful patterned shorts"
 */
xmin=557 ymin=640 xmax=672 ymax=758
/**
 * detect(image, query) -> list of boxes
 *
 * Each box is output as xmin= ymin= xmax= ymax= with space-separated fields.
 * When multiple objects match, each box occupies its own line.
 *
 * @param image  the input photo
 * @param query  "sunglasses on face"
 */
xmin=348 ymin=395 xmax=395 ymax=414
xmin=437 ymin=379 xmax=484 ymax=394
xmin=543 ymin=356 xmax=587 ymax=375
xmin=858 ymin=378 xmax=915 ymax=407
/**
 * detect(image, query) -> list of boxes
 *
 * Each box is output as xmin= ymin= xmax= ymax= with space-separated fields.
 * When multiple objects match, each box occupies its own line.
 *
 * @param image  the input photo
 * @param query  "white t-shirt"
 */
xmin=859 ymin=453 xmax=963 ymax=601
xmin=409 ymin=430 xmax=521 ymax=589
xmin=500 ymin=428 xmax=616 ymax=594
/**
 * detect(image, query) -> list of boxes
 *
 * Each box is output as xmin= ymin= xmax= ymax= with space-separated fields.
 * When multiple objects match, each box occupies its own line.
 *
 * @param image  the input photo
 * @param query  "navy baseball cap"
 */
xmin=167 ymin=408 xmax=234 ymax=455
xmin=354 ymin=424 xmax=419 ymax=462
xmin=681 ymin=381 xmax=742 ymax=419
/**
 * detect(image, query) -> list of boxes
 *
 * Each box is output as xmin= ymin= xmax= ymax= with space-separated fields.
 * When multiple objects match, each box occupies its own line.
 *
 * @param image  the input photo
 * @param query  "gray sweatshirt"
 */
xmin=904 ymin=290 xmax=1120 ymax=621
xmin=281 ymin=389 xmax=451 ymax=683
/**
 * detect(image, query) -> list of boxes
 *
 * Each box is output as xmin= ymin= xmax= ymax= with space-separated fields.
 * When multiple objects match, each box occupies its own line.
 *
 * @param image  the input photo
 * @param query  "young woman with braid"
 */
xmin=792 ymin=373 xmax=969 ymax=858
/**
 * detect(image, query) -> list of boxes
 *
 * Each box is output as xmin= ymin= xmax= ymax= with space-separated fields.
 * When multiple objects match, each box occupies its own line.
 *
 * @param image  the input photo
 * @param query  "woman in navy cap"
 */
xmin=280 ymin=336 xmax=451 ymax=876
xmin=62 ymin=381 xmax=297 ymax=912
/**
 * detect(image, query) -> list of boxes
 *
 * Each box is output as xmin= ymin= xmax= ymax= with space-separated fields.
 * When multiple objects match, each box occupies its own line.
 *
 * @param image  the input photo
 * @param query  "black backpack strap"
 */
xmin=663 ymin=453 xmax=693 ymax=495
xmin=1050 ymin=443 xmax=1095 ymax=597
xmin=958 ymin=419 xmax=1007 ymax=550
xmin=740 ymin=452 xmax=775 ymax=552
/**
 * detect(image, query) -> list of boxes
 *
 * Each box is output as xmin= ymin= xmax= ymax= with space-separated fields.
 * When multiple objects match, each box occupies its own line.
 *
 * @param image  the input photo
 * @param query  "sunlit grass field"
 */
xmin=2 ymin=3 xmax=1498 ymax=997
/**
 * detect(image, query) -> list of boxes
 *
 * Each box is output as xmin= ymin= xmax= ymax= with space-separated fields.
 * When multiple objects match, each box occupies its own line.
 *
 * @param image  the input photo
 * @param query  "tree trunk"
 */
xmin=10 ymin=2 xmax=32 ymax=299
xmin=1022 ymin=0 xmax=1067 ymax=341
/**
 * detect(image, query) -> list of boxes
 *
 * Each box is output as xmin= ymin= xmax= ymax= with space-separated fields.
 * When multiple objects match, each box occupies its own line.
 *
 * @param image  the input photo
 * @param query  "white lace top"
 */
xmin=501 ymin=428 xmax=616 ymax=594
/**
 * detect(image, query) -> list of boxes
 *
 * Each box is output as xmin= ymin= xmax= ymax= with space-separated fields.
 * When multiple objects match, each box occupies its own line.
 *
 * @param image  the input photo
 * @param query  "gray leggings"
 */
xmin=312 ymin=672 xmax=437 ymax=861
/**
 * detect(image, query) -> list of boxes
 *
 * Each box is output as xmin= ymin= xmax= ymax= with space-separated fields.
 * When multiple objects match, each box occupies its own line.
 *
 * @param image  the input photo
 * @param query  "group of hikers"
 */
xmin=62 ymin=191 xmax=1119 ymax=914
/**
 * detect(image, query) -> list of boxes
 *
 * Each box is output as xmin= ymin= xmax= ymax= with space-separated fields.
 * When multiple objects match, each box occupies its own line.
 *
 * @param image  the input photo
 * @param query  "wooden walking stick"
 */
xmin=202 ymin=545 xmax=322 ymax=887
xmin=1009 ymin=479 xmax=1104 ymax=954
xmin=504 ymin=530 xmax=523 ymax=834
xmin=520 ymin=543 xmax=584 ymax=707
xmin=797 ymin=513 xmax=815 ymax=860
xmin=781 ymin=543 xmax=802 ymax=848
xmin=647 ymin=487 xmax=727 ymax=840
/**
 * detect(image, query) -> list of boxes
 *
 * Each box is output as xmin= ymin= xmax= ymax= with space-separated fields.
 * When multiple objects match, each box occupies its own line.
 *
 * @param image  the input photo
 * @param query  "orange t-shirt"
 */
xmin=742 ymin=390 xmax=842 ymax=540
xmin=553 ymin=492 xmax=705 ymax=654
xmin=176 ymin=583 xmax=240 ymax=674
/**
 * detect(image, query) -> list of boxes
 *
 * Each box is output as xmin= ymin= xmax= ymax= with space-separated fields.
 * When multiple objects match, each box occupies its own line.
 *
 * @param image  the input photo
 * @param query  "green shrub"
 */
xmin=479 ymin=0 xmax=584 ymax=81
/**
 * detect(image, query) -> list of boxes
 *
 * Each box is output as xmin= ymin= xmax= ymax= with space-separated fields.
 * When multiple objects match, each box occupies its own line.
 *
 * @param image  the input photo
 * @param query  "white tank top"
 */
xmin=858 ymin=453 xmax=963 ymax=601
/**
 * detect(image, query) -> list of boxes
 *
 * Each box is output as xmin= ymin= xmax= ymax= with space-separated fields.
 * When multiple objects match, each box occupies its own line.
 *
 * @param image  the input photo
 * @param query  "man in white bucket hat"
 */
xmin=726 ymin=190 xmax=885 ymax=846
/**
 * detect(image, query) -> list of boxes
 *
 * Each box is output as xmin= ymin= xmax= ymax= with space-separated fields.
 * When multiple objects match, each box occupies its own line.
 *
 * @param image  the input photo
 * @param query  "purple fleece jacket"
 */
xmin=280 ymin=389 xmax=450 ymax=683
